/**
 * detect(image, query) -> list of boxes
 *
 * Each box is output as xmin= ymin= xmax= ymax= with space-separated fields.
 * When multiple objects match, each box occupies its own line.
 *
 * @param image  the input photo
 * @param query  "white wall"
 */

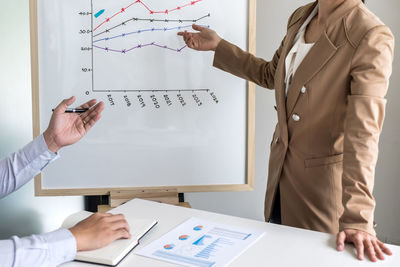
xmin=0 ymin=0 xmax=84 ymax=239
xmin=0 ymin=0 xmax=399 ymax=245
xmin=367 ymin=0 xmax=400 ymax=245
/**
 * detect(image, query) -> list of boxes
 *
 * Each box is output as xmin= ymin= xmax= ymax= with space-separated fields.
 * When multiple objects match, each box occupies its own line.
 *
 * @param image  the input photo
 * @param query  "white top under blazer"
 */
xmin=285 ymin=5 xmax=319 ymax=95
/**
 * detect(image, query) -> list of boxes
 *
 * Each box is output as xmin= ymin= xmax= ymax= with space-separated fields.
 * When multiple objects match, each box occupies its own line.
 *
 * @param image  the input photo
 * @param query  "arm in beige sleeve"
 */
xmin=212 ymin=36 xmax=286 ymax=89
xmin=339 ymin=25 xmax=395 ymax=236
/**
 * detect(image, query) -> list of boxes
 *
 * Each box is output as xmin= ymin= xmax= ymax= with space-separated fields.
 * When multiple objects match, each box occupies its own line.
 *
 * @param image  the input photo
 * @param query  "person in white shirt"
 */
xmin=0 ymin=96 xmax=131 ymax=267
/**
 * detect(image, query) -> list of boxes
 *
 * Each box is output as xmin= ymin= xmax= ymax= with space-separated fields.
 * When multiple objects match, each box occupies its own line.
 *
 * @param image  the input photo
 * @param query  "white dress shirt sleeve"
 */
xmin=0 ymin=135 xmax=78 ymax=266
xmin=0 ymin=229 xmax=77 ymax=267
xmin=0 ymin=135 xmax=58 ymax=199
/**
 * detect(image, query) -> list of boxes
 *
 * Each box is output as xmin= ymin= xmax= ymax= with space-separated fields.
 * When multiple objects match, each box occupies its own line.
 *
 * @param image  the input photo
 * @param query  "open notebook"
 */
xmin=61 ymin=210 xmax=157 ymax=266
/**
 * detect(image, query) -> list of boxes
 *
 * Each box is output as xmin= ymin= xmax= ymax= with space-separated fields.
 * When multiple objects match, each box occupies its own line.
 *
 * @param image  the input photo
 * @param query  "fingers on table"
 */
xmin=377 ymin=240 xmax=393 ymax=256
xmin=54 ymin=96 xmax=76 ymax=113
xmin=353 ymin=234 xmax=365 ymax=260
xmin=364 ymin=239 xmax=377 ymax=262
xmin=372 ymin=240 xmax=385 ymax=260
xmin=336 ymin=231 xmax=346 ymax=251
xmin=353 ymin=234 xmax=391 ymax=262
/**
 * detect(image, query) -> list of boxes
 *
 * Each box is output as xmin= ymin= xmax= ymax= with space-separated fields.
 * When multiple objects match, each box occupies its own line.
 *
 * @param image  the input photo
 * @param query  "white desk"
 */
xmin=63 ymin=199 xmax=400 ymax=267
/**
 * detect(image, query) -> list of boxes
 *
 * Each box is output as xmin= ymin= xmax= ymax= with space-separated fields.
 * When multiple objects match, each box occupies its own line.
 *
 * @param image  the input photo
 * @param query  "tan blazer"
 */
xmin=213 ymin=0 xmax=394 ymax=235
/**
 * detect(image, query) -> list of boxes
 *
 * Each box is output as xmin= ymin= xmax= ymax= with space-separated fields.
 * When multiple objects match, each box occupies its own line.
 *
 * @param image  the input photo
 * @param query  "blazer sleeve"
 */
xmin=339 ymin=25 xmax=395 ymax=236
xmin=212 ymin=36 xmax=286 ymax=89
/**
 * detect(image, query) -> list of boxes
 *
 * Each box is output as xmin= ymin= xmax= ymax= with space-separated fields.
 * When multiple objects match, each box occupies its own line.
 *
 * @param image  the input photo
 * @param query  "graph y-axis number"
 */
xmin=91 ymin=0 xmax=94 ymax=92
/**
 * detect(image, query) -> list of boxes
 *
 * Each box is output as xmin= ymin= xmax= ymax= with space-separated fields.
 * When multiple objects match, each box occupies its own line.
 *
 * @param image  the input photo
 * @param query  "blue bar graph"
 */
xmin=153 ymin=250 xmax=216 ymax=267
xmin=195 ymin=238 xmax=234 ymax=259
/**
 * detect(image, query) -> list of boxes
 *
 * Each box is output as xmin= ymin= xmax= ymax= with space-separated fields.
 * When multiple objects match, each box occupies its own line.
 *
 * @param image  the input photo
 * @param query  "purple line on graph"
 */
xmin=93 ymin=43 xmax=188 ymax=53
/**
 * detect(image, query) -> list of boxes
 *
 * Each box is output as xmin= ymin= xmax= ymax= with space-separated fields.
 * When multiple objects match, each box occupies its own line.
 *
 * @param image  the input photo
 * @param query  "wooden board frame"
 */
xmin=30 ymin=0 xmax=256 ymax=196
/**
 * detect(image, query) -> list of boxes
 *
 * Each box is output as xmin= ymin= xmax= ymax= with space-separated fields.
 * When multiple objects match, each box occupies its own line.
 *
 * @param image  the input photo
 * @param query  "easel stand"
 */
xmin=97 ymin=189 xmax=191 ymax=213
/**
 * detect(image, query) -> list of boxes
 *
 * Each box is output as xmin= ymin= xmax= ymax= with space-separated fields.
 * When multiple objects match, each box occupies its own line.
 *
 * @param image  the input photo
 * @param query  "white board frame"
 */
xmin=30 ymin=0 xmax=256 ymax=196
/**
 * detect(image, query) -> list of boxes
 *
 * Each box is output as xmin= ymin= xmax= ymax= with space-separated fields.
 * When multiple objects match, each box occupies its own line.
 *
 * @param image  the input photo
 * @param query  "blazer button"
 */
xmin=292 ymin=114 xmax=300 ymax=122
xmin=275 ymin=137 xmax=279 ymax=144
xmin=301 ymin=87 xmax=307 ymax=93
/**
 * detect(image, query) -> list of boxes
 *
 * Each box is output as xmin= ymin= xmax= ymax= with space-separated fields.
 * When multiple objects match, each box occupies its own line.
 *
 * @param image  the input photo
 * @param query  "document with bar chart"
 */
xmin=35 ymin=0 xmax=252 ymax=192
xmin=136 ymin=217 xmax=264 ymax=267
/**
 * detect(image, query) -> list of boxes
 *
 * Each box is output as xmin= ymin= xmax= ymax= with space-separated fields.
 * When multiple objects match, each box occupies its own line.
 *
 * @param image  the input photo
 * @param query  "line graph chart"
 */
xmin=93 ymin=13 xmax=210 ymax=38
xmin=89 ymin=0 xmax=214 ymax=98
xmin=49 ymin=0 xmax=249 ymax=110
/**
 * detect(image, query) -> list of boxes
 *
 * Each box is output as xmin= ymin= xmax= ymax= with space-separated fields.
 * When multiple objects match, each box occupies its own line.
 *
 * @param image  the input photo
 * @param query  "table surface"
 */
xmin=62 ymin=199 xmax=400 ymax=267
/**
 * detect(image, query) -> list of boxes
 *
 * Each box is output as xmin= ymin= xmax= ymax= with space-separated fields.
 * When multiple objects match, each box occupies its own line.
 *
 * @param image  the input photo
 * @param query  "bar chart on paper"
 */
xmin=36 ymin=0 xmax=250 ymax=190
xmin=136 ymin=217 xmax=264 ymax=267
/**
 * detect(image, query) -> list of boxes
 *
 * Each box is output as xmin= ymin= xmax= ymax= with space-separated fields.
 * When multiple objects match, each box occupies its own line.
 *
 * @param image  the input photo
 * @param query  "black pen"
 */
xmin=52 ymin=108 xmax=89 ymax=113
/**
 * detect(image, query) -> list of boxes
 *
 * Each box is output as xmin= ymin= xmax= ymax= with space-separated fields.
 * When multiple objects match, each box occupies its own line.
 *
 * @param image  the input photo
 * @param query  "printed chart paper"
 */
xmin=136 ymin=217 xmax=264 ymax=267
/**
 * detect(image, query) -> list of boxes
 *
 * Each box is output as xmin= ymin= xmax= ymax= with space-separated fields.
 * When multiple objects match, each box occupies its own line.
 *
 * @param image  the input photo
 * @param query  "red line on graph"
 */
xmin=93 ymin=0 xmax=204 ymax=32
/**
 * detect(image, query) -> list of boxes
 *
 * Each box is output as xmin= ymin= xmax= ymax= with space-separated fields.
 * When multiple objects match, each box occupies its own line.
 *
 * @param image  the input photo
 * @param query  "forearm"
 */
xmin=0 ymin=135 xmax=58 ymax=199
xmin=339 ymin=96 xmax=386 ymax=235
xmin=0 ymin=229 xmax=77 ymax=267
xmin=213 ymin=39 xmax=281 ymax=89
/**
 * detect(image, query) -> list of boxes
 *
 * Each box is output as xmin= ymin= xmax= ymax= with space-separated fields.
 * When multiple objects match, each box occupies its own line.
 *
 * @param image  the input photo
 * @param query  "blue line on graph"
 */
xmin=94 ymin=9 xmax=105 ymax=18
xmin=93 ymin=25 xmax=210 ymax=43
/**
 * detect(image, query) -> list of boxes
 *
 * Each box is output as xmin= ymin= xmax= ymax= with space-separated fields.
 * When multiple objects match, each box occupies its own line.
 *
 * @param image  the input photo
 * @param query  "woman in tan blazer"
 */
xmin=179 ymin=0 xmax=394 ymax=262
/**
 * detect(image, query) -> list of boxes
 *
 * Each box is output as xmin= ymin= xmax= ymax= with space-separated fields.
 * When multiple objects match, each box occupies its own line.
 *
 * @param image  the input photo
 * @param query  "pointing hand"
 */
xmin=178 ymin=24 xmax=222 ymax=51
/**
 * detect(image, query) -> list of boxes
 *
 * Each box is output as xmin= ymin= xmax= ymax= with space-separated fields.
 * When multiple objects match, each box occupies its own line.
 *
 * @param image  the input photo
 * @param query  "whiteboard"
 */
xmin=30 ymin=0 xmax=256 ymax=195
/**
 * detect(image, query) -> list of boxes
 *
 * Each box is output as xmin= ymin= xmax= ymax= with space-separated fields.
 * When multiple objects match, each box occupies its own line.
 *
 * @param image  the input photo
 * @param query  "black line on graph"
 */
xmin=93 ymin=13 xmax=211 ymax=38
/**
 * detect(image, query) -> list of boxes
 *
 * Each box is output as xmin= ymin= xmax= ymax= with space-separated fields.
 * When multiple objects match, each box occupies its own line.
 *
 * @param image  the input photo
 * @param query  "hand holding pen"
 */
xmin=44 ymin=96 xmax=105 ymax=153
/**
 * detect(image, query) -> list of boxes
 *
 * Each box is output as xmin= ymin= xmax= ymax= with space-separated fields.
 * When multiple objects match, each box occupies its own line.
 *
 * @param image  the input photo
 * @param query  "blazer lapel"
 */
xmin=285 ymin=0 xmax=361 ymax=119
xmin=275 ymin=2 xmax=316 ymax=146
xmin=285 ymin=31 xmax=338 ymax=119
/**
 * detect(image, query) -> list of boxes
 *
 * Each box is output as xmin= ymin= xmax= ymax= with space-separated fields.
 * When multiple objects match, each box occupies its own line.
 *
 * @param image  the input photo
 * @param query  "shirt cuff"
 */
xmin=23 ymin=135 xmax=59 ymax=166
xmin=42 ymin=229 xmax=77 ymax=266
xmin=27 ymin=135 xmax=59 ymax=172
